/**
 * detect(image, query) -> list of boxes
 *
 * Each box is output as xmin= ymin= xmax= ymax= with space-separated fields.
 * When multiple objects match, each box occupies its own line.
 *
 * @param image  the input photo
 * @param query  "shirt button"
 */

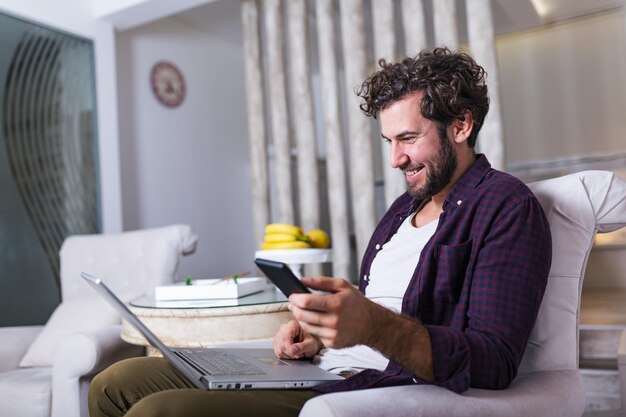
xmin=457 ymin=200 xmax=462 ymax=206
xmin=375 ymin=244 xmax=381 ymax=250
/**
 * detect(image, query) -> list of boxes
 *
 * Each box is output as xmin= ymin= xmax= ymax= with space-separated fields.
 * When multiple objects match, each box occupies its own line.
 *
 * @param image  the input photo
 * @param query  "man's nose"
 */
xmin=390 ymin=142 xmax=408 ymax=169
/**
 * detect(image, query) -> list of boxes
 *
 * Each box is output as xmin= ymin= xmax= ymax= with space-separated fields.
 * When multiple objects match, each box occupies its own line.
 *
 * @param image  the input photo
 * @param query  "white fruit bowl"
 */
xmin=255 ymin=248 xmax=332 ymax=263
xmin=254 ymin=248 xmax=332 ymax=278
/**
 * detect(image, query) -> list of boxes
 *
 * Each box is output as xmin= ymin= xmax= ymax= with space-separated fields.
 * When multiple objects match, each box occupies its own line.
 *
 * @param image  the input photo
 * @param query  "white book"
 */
xmin=155 ymin=277 xmax=266 ymax=301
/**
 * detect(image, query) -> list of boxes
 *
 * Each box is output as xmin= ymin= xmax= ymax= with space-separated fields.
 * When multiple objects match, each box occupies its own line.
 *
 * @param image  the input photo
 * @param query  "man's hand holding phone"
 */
xmin=256 ymin=258 xmax=381 ymax=354
xmin=287 ymin=276 xmax=377 ymax=350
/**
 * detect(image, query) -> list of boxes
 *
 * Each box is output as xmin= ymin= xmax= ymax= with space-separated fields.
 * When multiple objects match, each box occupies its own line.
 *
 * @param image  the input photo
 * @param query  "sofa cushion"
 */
xmin=299 ymin=370 xmax=584 ymax=417
xmin=0 ymin=367 xmax=52 ymax=417
xmin=19 ymin=296 xmax=118 ymax=368
xmin=0 ymin=326 xmax=43 ymax=372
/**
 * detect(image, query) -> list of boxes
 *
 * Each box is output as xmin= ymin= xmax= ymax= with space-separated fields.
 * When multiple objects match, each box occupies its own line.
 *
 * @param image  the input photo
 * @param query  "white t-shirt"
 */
xmin=314 ymin=214 xmax=438 ymax=374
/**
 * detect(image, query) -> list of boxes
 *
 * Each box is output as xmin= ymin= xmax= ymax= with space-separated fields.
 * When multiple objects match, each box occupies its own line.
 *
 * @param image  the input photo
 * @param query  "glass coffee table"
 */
xmin=121 ymin=285 xmax=292 ymax=355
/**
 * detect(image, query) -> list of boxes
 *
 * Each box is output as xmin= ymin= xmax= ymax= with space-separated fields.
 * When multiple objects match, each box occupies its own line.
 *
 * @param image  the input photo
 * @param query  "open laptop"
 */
xmin=82 ymin=272 xmax=342 ymax=390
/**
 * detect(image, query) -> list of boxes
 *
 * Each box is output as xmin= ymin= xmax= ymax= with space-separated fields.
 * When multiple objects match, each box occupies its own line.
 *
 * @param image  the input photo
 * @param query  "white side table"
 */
xmin=254 ymin=248 xmax=332 ymax=278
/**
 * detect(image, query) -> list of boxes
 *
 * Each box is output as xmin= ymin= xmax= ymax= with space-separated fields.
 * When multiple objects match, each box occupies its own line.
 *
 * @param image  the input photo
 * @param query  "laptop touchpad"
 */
xmin=256 ymin=357 xmax=292 ymax=366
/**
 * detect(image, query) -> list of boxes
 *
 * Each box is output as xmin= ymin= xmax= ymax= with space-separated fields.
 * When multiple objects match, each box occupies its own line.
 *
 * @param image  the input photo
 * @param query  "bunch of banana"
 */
xmin=261 ymin=223 xmax=311 ymax=250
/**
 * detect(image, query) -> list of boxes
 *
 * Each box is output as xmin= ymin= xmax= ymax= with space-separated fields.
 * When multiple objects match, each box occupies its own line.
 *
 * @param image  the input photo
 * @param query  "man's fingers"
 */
xmin=289 ymin=303 xmax=333 ymax=327
xmin=273 ymin=320 xmax=301 ymax=358
xmin=301 ymin=276 xmax=348 ymax=292
xmin=298 ymin=321 xmax=336 ymax=345
xmin=279 ymin=337 xmax=319 ymax=359
xmin=289 ymin=277 xmax=354 ymax=312
xmin=281 ymin=345 xmax=301 ymax=359
xmin=289 ymin=294 xmax=324 ymax=312
xmin=276 ymin=337 xmax=303 ymax=359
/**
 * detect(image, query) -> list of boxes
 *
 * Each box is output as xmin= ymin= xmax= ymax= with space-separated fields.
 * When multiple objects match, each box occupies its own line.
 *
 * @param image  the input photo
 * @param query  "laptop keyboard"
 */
xmin=179 ymin=350 xmax=265 ymax=376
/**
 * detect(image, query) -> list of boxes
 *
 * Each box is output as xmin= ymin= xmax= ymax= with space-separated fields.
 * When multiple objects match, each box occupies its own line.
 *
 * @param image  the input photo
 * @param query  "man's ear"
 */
xmin=451 ymin=112 xmax=474 ymax=144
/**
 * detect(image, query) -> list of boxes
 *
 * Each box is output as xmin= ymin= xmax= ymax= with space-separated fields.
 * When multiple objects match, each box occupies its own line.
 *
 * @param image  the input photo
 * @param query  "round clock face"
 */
xmin=150 ymin=61 xmax=186 ymax=108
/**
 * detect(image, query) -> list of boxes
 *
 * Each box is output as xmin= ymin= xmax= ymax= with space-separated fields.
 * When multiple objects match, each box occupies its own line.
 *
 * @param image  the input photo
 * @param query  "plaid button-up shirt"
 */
xmin=316 ymin=154 xmax=551 ymax=394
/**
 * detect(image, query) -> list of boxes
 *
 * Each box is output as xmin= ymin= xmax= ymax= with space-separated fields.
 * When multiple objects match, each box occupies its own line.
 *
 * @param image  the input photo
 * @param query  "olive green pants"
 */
xmin=88 ymin=357 xmax=321 ymax=417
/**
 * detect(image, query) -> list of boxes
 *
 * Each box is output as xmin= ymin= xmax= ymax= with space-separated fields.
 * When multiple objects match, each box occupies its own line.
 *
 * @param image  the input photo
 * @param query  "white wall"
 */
xmin=95 ymin=21 xmax=124 ymax=233
xmin=116 ymin=1 xmax=257 ymax=279
xmin=495 ymin=11 xmax=626 ymax=289
xmin=497 ymin=11 xmax=626 ymax=164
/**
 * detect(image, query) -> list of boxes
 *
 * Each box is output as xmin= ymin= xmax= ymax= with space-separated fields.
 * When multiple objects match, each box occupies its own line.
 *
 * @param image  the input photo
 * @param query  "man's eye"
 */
xmin=383 ymin=138 xmax=391 ymax=144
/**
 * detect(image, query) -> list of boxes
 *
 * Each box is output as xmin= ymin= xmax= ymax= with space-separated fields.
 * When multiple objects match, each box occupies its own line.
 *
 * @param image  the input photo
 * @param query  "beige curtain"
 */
xmin=240 ymin=0 xmax=504 ymax=279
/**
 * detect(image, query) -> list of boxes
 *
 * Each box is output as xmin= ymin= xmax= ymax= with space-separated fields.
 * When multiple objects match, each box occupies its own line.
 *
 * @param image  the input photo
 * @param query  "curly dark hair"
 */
xmin=357 ymin=47 xmax=489 ymax=147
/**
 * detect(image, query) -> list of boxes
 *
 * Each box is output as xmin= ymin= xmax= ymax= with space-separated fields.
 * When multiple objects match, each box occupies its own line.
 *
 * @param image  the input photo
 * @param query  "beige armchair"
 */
xmin=0 ymin=224 xmax=198 ymax=417
xmin=297 ymin=171 xmax=626 ymax=417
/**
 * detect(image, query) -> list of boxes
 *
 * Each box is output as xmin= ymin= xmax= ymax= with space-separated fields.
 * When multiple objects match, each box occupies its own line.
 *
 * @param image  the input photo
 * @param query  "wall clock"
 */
xmin=150 ymin=61 xmax=186 ymax=108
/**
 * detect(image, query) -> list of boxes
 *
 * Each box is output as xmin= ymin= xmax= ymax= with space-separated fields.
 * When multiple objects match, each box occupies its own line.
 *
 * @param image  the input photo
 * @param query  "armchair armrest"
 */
xmin=51 ymin=324 xmax=144 ymax=417
xmin=0 ymin=325 xmax=43 ymax=372
xmin=52 ymin=324 xmax=143 ymax=379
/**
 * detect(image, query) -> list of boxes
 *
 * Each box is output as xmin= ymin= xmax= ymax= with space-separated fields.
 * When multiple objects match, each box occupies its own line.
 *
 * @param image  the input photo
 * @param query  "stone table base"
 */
xmin=121 ymin=298 xmax=293 ymax=355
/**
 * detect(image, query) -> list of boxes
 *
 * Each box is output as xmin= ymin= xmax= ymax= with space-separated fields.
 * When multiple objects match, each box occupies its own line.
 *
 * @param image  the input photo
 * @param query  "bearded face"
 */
xmin=403 ymin=127 xmax=457 ymax=201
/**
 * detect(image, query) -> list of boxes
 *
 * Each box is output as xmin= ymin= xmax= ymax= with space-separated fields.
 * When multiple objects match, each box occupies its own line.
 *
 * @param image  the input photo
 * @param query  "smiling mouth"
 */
xmin=402 ymin=164 xmax=425 ymax=178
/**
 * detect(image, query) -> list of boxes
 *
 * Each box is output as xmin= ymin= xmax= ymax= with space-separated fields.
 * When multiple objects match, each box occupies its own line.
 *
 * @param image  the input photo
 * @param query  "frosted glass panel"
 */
xmin=0 ymin=13 xmax=100 ymax=326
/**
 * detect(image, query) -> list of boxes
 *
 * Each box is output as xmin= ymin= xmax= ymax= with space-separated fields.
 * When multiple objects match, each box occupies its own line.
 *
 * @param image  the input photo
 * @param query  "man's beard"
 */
xmin=405 ymin=133 xmax=457 ymax=201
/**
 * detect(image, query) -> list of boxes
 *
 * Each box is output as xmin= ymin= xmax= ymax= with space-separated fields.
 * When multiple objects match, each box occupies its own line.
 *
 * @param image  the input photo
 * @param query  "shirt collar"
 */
xmin=443 ymin=153 xmax=491 ymax=209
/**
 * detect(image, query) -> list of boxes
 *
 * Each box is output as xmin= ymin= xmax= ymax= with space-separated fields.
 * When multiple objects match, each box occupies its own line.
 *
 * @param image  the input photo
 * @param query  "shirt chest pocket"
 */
xmin=432 ymin=240 xmax=473 ymax=303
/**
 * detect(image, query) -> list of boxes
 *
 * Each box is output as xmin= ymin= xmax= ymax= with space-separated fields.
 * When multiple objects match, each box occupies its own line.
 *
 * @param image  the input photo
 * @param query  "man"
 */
xmin=89 ymin=48 xmax=551 ymax=417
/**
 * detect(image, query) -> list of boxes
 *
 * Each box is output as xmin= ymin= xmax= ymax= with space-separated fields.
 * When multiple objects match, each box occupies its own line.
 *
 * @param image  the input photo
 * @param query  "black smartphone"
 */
xmin=254 ymin=258 xmax=311 ymax=296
